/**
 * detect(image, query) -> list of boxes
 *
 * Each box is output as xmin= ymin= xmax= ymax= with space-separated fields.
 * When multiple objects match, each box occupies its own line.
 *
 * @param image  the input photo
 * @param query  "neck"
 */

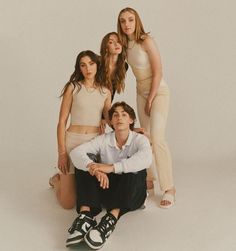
xmin=115 ymin=129 xmax=130 ymax=149
xmin=128 ymin=34 xmax=135 ymax=41
xmin=108 ymin=56 xmax=118 ymax=76
xmin=109 ymin=54 xmax=119 ymax=65
xmin=83 ymin=78 xmax=95 ymax=87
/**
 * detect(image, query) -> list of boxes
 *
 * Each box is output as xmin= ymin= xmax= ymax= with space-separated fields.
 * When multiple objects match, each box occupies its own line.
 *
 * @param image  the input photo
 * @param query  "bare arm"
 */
xmin=57 ymin=84 xmax=74 ymax=174
xmin=102 ymin=90 xmax=112 ymax=125
xmin=142 ymin=36 xmax=163 ymax=115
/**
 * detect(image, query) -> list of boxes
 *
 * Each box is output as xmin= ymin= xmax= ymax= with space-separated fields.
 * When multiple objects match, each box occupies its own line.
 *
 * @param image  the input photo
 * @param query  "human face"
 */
xmin=79 ymin=56 xmax=97 ymax=80
xmin=119 ymin=11 xmax=136 ymax=36
xmin=111 ymin=106 xmax=133 ymax=132
xmin=107 ymin=34 xmax=122 ymax=55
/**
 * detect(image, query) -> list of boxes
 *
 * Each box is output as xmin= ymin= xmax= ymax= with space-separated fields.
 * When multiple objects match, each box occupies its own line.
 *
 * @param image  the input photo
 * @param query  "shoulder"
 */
xmin=100 ymin=87 xmax=111 ymax=97
xmin=62 ymin=83 xmax=75 ymax=98
xmin=70 ymin=82 xmax=82 ymax=95
xmin=132 ymin=131 xmax=150 ymax=145
xmin=93 ymin=132 xmax=111 ymax=144
xmin=141 ymin=35 xmax=158 ymax=50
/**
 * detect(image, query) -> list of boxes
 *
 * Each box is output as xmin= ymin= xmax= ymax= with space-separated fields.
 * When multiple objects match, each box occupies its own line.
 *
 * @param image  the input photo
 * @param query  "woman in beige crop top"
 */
xmin=49 ymin=50 xmax=111 ymax=209
xmin=118 ymin=8 xmax=176 ymax=208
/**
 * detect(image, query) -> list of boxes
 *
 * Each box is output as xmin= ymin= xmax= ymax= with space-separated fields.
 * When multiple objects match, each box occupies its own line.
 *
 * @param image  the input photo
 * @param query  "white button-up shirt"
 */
xmin=70 ymin=130 xmax=152 ymax=174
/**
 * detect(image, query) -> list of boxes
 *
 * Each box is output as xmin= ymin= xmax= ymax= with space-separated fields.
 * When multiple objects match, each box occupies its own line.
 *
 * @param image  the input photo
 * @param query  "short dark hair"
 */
xmin=108 ymin=101 xmax=136 ymax=130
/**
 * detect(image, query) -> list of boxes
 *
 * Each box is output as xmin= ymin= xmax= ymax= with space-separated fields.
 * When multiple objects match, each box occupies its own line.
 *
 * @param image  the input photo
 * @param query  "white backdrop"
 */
xmin=0 ymin=0 xmax=235 ymax=172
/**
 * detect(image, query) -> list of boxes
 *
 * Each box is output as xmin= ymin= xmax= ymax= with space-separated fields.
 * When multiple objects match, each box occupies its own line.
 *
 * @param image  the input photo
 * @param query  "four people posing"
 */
xmin=50 ymin=6 xmax=176 ymax=250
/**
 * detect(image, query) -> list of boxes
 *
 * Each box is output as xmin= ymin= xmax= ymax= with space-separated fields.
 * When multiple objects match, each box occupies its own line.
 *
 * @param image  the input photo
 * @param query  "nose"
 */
xmin=86 ymin=65 xmax=92 ymax=72
xmin=117 ymin=115 xmax=122 ymax=120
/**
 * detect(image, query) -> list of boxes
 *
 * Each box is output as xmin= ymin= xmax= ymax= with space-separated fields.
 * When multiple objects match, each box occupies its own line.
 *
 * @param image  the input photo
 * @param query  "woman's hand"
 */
xmin=133 ymin=127 xmax=145 ymax=134
xmin=145 ymin=99 xmax=152 ymax=116
xmin=57 ymin=153 xmax=69 ymax=175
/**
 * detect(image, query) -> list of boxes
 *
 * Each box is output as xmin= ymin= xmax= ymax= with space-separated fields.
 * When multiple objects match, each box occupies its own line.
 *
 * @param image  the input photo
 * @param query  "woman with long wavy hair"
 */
xmin=99 ymin=32 xmax=128 ymax=102
xmin=49 ymin=50 xmax=111 ymax=209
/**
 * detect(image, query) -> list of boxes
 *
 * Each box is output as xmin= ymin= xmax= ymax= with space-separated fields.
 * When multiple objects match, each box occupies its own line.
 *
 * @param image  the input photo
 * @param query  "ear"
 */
xmin=129 ymin=118 xmax=134 ymax=125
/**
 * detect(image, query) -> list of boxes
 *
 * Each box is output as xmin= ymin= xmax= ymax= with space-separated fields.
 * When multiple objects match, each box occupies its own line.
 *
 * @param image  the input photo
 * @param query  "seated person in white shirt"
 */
xmin=66 ymin=101 xmax=152 ymax=250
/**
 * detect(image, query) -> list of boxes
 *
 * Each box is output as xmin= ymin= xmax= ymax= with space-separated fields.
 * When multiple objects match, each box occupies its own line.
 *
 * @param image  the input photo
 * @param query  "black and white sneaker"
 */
xmin=66 ymin=212 xmax=97 ymax=247
xmin=84 ymin=212 xmax=117 ymax=250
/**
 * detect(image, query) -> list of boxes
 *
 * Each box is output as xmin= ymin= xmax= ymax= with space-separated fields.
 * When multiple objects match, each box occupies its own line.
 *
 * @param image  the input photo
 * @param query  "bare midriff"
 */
xmin=67 ymin=125 xmax=100 ymax=134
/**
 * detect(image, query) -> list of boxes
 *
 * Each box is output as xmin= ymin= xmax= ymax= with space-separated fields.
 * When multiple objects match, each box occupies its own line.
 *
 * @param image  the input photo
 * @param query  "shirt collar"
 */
xmin=109 ymin=130 xmax=134 ymax=149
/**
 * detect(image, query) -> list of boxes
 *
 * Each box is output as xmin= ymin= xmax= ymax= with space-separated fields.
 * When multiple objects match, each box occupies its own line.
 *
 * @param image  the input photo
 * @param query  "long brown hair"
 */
xmin=60 ymin=50 xmax=101 ymax=97
xmin=117 ymin=7 xmax=149 ymax=49
xmin=100 ymin=32 xmax=126 ymax=95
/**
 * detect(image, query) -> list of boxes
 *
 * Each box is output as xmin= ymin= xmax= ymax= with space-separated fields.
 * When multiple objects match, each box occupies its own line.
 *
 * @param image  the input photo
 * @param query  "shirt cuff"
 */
xmin=84 ymin=160 xmax=94 ymax=170
xmin=113 ymin=162 xmax=123 ymax=174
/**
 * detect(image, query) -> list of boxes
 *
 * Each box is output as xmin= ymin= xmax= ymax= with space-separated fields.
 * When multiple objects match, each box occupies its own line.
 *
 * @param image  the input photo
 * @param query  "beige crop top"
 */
xmin=70 ymin=84 xmax=109 ymax=127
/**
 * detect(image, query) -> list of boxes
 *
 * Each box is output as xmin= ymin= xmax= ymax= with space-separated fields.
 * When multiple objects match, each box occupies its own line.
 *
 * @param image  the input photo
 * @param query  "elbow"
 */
xmin=57 ymin=120 xmax=67 ymax=129
xmin=153 ymin=70 xmax=163 ymax=81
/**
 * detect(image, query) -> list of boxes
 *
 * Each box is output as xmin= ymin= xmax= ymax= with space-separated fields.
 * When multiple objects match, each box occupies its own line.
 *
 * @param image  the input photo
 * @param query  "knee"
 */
xmin=57 ymin=191 xmax=76 ymax=209
xmin=60 ymin=198 xmax=76 ymax=210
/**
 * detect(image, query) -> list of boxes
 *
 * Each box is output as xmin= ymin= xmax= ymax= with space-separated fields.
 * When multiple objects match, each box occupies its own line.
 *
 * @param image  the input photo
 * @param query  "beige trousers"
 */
xmin=136 ymin=78 xmax=174 ymax=191
xmin=61 ymin=131 xmax=98 ymax=174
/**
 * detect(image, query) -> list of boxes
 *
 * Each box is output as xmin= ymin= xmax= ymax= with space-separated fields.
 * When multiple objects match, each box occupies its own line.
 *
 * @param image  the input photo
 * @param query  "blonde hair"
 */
xmin=117 ymin=7 xmax=149 ymax=49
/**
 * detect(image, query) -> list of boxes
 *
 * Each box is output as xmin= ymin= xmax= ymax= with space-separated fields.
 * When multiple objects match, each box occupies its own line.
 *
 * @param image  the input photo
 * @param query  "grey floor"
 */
xmin=1 ymin=161 xmax=236 ymax=251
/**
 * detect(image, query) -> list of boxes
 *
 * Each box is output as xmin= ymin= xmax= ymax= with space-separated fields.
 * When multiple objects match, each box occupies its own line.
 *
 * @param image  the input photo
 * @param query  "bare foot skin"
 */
xmin=49 ymin=173 xmax=60 ymax=188
xmin=146 ymin=180 xmax=154 ymax=190
xmin=160 ymin=188 xmax=176 ymax=208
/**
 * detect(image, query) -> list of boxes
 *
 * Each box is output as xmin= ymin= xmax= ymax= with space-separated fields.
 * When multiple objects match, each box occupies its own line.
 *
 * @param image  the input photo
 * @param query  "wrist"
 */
xmin=58 ymin=151 xmax=66 ymax=155
xmin=147 ymin=97 xmax=153 ymax=103
xmin=111 ymin=164 xmax=115 ymax=173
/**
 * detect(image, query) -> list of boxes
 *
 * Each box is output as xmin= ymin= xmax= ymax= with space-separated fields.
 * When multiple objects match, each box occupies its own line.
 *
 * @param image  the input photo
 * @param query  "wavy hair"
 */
xmin=60 ymin=50 xmax=101 ymax=97
xmin=100 ymin=32 xmax=126 ymax=95
xmin=117 ymin=7 xmax=149 ymax=49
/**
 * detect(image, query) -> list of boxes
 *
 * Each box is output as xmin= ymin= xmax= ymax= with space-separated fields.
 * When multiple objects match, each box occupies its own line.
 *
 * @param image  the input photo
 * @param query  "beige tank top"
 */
xmin=127 ymin=40 xmax=166 ymax=87
xmin=127 ymin=40 xmax=151 ymax=70
xmin=70 ymin=84 xmax=109 ymax=126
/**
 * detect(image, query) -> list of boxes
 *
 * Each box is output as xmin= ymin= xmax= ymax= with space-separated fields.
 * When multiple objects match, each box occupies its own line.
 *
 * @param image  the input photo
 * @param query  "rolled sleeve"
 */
xmin=112 ymin=136 xmax=152 ymax=173
xmin=113 ymin=162 xmax=123 ymax=174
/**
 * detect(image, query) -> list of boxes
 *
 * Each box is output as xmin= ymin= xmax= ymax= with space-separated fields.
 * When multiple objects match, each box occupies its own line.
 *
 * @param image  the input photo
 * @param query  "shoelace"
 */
xmin=95 ymin=214 xmax=116 ymax=240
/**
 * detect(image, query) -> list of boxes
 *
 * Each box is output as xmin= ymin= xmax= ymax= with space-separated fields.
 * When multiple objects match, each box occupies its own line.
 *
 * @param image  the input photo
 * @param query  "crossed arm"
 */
xmin=88 ymin=163 xmax=114 ymax=189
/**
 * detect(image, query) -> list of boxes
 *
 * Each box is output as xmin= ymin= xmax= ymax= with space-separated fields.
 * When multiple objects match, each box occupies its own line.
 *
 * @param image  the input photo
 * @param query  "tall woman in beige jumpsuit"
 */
xmin=118 ymin=7 xmax=176 ymax=208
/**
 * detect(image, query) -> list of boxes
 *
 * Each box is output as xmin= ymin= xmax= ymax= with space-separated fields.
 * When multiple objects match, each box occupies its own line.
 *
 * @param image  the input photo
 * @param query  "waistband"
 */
xmin=68 ymin=125 xmax=100 ymax=134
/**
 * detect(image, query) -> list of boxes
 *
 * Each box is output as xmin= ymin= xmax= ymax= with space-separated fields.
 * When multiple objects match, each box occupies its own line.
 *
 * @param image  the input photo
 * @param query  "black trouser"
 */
xmin=75 ymin=169 xmax=147 ymax=218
